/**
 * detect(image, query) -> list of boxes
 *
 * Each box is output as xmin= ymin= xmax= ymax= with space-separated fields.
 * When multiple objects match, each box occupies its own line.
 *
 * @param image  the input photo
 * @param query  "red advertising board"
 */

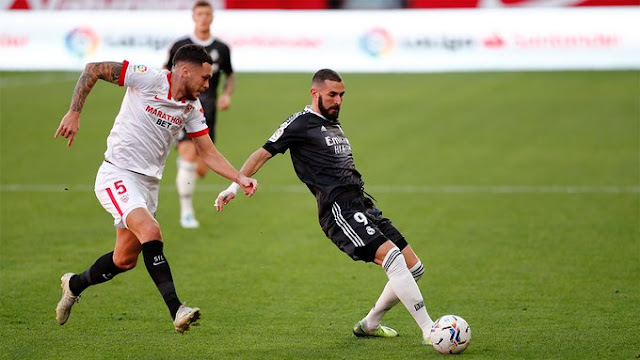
xmin=408 ymin=0 xmax=638 ymax=7
xmin=6 ymin=0 xmax=638 ymax=9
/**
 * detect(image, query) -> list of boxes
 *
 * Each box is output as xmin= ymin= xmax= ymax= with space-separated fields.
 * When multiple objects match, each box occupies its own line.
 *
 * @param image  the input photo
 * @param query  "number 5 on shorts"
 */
xmin=114 ymin=180 xmax=127 ymax=195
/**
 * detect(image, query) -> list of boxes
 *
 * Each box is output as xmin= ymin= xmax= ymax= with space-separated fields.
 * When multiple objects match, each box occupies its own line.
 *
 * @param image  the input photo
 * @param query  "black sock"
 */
xmin=141 ymin=240 xmax=182 ymax=319
xmin=69 ymin=251 xmax=125 ymax=296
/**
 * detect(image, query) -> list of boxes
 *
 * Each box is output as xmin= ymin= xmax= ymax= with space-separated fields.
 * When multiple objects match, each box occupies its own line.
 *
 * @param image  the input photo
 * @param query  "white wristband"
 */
xmin=228 ymin=182 xmax=240 ymax=193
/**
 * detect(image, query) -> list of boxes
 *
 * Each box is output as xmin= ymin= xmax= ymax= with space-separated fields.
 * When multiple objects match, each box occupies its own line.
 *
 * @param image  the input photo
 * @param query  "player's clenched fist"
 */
xmin=236 ymin=173 xmax=258 ymax=196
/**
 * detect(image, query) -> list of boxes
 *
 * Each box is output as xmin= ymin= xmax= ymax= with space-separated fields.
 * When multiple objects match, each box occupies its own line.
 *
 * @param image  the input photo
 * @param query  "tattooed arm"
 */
xmin=54 ymin=62 xmax=123 ymax=147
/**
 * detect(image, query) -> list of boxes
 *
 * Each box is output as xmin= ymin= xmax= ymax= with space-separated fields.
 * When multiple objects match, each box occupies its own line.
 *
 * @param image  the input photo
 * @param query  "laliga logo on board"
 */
xmin=65 ymin=27 xmax=99 ymax=58
xmin=360 ymin=28 xmax=394 ymax=57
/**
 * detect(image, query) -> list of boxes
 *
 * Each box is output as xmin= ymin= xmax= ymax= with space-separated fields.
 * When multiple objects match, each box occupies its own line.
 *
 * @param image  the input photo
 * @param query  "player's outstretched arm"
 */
xmin=192 ymin=135 xmax=259 ymax=197
xmin=215 ymin=147 xmax=272 ymax=212
xmin=54 ymin=62 xmax=123 ymax=147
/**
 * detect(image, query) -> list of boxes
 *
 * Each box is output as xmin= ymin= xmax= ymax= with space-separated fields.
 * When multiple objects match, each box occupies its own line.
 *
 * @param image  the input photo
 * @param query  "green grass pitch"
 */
xmin=0 ymin=70 xmax=638 ymax=359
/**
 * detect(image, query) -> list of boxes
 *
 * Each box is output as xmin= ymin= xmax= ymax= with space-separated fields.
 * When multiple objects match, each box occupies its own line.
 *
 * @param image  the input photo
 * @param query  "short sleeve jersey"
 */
xmin=165 ymin=35 xmax=233 ymax=102
xmin=104 ymin=60 xmax=208 ymax=179
xmin=262 ymin=106 xmax=364 ymax=214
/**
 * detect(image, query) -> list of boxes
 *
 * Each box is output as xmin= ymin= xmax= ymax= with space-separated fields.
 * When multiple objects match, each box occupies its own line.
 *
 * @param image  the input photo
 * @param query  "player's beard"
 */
xmin=184 ymin=83 xmax=200 ymax=101
xmin=318 ymin=95 xmax=340 ymax=121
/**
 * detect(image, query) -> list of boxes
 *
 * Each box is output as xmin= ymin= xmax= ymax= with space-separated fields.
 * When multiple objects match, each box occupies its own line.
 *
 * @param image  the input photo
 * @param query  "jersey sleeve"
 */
xmin=184 ymin=101 xmax=209 ymax=138
xmin=120 ymin=61 xmax=159 ymax=91
xmin=262 ymin=115 xmax=306 ymax=156
xmin=220 ymin=43 xmax=233 ymax=75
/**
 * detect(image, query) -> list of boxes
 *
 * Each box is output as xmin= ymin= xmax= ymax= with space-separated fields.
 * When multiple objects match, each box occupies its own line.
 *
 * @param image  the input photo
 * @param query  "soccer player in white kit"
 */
xmin=53 ymin=44 xmax=257 ymax=333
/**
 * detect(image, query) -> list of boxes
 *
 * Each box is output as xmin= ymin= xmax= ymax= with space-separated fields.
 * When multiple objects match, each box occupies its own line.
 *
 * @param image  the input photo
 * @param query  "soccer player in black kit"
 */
xmin=166 ymin=0 xmax=235 ymax=228
xmin=215 ymin=69 xmax=436 ymax=345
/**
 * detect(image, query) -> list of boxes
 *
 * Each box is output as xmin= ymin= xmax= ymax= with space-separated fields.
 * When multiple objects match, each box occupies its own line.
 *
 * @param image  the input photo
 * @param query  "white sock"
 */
xmin=364 ymin=261 xmax=425 ymax=331
xmin=381 ymin=247 xmax=433 ymax=338
xmin=176 ymin=159 xmax=197 ymax=218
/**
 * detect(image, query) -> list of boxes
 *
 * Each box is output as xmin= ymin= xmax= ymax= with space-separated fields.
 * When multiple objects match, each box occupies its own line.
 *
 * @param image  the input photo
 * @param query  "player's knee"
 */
xmin=137 ymin=222 xmax=162 ymax=242
xmin=373 ymin=241 xmax=399 ymax=266
xmin=178 ymin=142 xmax=197 ymax=161
xmin=113 ymin=254 xmax=138 ymax=270
xmin=196 ymin=165 xmax=207 ymax=178
xmin=114 ymin=258 xmax=137 ymax=271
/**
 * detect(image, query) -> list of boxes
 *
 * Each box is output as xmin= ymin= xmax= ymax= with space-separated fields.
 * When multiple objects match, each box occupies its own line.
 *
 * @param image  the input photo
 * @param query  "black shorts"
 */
xmin=319 ymin=194 xmax=408 ymax=263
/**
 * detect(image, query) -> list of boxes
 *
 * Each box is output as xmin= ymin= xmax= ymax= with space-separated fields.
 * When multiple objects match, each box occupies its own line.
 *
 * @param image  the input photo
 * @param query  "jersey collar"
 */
xmin=165 ymin=72 xmax=186 ymax=103
xmin=166 ymin=72 xmax=173 ymax=100
xmin=189 ymin=33 xmax=215 ymax=47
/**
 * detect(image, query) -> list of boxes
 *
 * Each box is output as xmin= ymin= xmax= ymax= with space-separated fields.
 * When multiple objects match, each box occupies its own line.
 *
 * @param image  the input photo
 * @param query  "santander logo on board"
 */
xmin=482 ymin=32 xmax=620 ymax=50
xmin=483 ymin=34 xmax=505 ymax=48
xmin=426 ymin=0 xmax=638 ymax=6
xmin=477 ymin=0 xmax=595 ymax=6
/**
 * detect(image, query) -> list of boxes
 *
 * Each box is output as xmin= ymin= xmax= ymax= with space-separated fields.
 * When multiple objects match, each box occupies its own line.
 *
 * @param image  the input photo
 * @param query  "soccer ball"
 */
xmin=429 ymin=315 xmax=471 ymax=354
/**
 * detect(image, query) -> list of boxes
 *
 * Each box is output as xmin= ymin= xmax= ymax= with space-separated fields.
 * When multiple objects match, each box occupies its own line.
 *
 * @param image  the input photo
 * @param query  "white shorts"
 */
xmin=94 ymin=161 xmax=159 ymax=229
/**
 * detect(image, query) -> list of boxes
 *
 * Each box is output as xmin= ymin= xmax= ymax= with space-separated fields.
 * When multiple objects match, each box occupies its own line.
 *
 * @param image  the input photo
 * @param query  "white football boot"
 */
xmin=173 ymin=303 xmax=201 ymax=333
xmin=55 ymin=273 xmax=80 ymax=325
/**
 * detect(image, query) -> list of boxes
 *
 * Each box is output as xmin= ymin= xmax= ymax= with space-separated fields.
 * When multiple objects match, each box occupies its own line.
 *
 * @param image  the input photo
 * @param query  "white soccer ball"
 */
xmin=429 ymin=314 xmax=471 ymax=354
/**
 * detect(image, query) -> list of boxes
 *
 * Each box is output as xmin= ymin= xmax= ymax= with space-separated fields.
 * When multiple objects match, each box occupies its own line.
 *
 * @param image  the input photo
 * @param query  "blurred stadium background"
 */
xmin=1 ymin=1 xmax=638 ymax=359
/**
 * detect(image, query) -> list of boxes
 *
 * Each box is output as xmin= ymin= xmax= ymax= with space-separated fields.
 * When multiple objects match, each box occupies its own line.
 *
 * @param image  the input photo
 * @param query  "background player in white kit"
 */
xmin=53 ymin=44 xmax=257 ymax=333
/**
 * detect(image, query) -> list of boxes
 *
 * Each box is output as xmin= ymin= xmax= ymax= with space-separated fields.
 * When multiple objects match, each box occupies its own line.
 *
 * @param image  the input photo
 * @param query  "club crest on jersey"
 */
xmin=133 ymin=64 xmax=148 ymax=73
xmin=183 ymin=104 xmax=194 ymax=114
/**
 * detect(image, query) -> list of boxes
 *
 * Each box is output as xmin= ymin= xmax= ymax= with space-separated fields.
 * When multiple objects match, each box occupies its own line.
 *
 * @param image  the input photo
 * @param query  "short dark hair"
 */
xmin=312 ymin=69 xmax=342 ymax=84
xmin=192 ymin=0 xmax=212 ymax=11
xmin=172 ymin=44 xmax=213 ymax=69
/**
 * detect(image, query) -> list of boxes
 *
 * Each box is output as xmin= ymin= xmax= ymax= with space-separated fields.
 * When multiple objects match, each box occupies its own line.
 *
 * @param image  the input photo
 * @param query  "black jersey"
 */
xmin=165 ymin=35 xmax=233 ymax=102
xmin=263 ymin=106 xmax=365 ymax=216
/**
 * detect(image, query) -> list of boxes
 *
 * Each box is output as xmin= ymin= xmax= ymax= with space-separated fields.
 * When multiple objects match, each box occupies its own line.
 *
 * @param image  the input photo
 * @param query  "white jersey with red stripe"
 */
xmin=104 ymin=60 xmax=208 ymax=180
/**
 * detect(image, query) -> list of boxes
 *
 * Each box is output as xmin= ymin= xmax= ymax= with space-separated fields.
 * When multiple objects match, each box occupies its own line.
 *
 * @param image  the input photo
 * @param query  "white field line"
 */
xmin=0 ymin=184 xmax=638 ymax=194
xmin=0 ymin=73 xmax=79 ymax=88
